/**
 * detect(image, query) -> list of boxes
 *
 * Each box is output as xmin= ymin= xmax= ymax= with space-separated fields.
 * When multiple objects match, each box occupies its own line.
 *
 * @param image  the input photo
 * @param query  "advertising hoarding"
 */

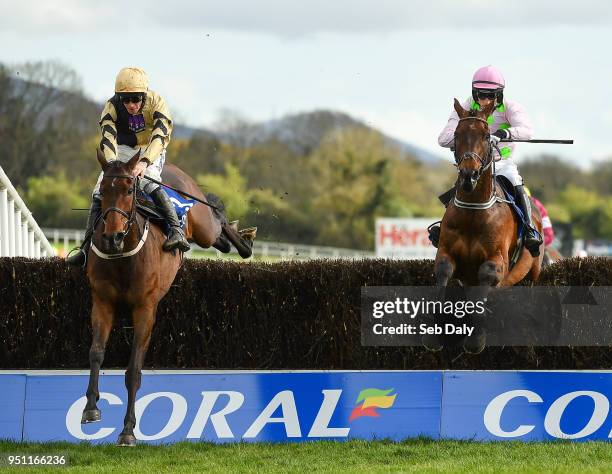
xmin=441 ymin=371 xmax=612 ymax=441
xmin=0 ymin=374 xmax=26 ymax=441
xmin=18 ymin=371 xmax=441 ymax=443
xmin=3 ymin=371 xmax=611 ymax=443
xmin=375 ymin=218 xmax=438 ymax=259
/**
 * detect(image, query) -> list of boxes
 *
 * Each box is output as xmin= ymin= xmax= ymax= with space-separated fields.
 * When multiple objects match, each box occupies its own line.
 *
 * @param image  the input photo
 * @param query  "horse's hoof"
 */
xmin=239 ymin=227 xmax=257 ymax=241
xmin=81 ymin=409 xmax=101 ymax=424
xmin=117 ymin=434 xmax=137 ymax=447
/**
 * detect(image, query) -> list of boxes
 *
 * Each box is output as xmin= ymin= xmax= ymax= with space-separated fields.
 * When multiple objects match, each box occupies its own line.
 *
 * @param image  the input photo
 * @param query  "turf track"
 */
xmin=1 ymin=439 xmax=611 ymax=473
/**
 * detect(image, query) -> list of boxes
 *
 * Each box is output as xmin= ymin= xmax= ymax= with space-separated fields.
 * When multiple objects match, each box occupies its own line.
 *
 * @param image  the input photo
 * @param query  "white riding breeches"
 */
xmin=494 ymin=158 xmax=523 ymax=187
xmin=93 ymin=145 xmax=165 ymax=198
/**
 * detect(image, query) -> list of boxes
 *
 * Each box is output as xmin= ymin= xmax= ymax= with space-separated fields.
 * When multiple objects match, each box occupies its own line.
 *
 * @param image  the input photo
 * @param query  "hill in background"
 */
xmin=174 ymin=109 xmax=444 ymax=164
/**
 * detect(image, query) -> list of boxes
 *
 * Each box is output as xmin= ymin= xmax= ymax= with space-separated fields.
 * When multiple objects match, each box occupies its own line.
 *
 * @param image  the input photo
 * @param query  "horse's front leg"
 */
xmin=425 ymin=251 xmax=456 ymax=351
xmin=434 ymin=251 xmax=455 ymax=286
xmin=477 ymin=255 xmax=504 ymax=289
xmin=462 ymin=255 xmax=505 ymax=354
xmin=117 ymin=303 xmax=157 ymax=447
xmin=82 ymin=297 xmax=114 ymax=424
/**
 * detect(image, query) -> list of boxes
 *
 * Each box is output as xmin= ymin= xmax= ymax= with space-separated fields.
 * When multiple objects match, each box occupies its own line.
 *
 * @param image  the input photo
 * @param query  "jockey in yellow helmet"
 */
xmin=66 ymin=67 xmax=190 ymax=266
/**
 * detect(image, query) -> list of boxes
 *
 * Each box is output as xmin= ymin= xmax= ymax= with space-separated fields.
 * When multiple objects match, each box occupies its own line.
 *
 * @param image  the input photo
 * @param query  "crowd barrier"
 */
xmin=1 ymin=370 xmax=610 ymax=443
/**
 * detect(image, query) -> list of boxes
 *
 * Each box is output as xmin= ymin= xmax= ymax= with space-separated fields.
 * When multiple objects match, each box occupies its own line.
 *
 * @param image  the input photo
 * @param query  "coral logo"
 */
xmin=349 ymin=388 xmax=397 ymax=421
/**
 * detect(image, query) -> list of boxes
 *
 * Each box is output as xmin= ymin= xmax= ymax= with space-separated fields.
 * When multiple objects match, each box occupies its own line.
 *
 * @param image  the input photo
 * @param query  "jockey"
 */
xmin=66 ymin=67 xmax=190 ymax=267
xmin=429 ymin=65 xmax=543 ymax=257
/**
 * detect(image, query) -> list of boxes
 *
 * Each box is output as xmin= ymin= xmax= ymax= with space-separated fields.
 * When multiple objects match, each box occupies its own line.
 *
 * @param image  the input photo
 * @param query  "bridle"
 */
xmin=453 ymin=116 xmax=504 ymax=210
xmin=90 ymin=172 xmax=152 ymax=260
xmin=454 ymin=116 xmax=495 ymax=176
xmin=98 ymin=174 xmax=139 ymax=239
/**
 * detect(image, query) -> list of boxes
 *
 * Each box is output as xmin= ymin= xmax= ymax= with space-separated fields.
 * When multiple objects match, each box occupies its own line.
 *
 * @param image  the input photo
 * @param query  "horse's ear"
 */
xmin=96 ymin=147 xmax=108 ymax=171
xmin=126 ymin=150 xmax=141 ymax=170
xmin=454 ymin=98 xmax=468 ymax=119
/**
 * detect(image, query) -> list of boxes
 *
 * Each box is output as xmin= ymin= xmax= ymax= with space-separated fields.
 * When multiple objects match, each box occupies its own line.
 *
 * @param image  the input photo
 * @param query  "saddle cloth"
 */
xmin=136 ymin=188 xmax=196 ymax=234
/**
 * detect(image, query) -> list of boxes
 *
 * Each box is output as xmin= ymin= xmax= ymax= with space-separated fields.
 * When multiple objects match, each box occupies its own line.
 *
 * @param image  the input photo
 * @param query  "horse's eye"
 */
xmin=127 ymin=188 xmax=133 ymax=195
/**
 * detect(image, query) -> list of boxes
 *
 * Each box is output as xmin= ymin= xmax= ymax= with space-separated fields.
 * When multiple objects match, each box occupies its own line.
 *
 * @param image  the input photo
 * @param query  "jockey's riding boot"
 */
xmin=150 ymin=187 xmax=191 ymax=253
xmin=514 ymin=185 xmax=543 ymax=257
xmin=427 ymin=186 xmax=456 ymax=248
xmin=66 ymin=197 xmax=101 ymax=267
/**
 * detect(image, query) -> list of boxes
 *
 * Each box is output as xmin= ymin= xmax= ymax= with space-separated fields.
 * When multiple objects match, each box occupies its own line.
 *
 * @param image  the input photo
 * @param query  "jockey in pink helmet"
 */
xmin=429 ymin=65 xmax=543 ymax=257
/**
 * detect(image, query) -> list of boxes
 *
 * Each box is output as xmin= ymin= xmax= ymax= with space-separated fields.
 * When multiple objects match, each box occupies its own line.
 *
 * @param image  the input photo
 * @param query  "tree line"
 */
xmin=0 ymin=61 xmax=610 ymax=249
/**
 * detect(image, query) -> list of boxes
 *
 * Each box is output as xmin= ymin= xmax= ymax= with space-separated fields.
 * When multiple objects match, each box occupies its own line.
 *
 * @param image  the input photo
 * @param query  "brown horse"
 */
xmin=80 ymin=149 xmax=255 ymax=446
xmin=434 ymin=99 xmax=544 ymax=289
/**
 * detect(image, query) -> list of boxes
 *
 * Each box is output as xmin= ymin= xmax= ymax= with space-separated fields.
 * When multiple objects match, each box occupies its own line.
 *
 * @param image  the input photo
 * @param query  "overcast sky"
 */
xmin=1 ymin=0 xmax=611 ymax=167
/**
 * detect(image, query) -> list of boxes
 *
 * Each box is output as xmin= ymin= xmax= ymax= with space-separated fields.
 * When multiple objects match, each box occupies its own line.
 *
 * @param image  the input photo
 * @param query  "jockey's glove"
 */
xmin=490 ymin=129 xmax=509 ymax=145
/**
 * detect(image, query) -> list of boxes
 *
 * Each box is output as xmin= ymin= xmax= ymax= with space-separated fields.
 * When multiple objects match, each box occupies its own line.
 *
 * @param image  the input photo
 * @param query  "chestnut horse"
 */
xmin=80 ymin=149 xmax=255 ymax=446
xmin=434 ymin=99 xmax=543 ymax=289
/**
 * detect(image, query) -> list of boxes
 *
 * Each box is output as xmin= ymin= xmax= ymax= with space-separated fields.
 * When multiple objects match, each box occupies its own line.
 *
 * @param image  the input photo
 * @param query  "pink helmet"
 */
xmin=472 ymin=65 xmax=505 ymax=90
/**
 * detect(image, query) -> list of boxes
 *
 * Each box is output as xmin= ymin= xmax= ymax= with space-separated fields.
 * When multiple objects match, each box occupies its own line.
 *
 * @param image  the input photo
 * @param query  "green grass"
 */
xmin=1 ymin=439 xmax=611 ymax=473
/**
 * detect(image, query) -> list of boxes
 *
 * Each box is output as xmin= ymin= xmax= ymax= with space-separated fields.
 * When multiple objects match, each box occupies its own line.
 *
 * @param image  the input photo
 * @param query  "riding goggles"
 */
xmin=473 ymin=89 xmax=498 ymax=100
xmin=121 ymin=94 xmax=144 ymax=104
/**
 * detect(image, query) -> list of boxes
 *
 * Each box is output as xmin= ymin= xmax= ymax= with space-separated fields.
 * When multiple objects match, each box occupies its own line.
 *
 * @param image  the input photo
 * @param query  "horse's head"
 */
xmin=453 ymin=98 xmax=495 ymax=193
xmin=96 ymin=148 xmax=140 ymax=254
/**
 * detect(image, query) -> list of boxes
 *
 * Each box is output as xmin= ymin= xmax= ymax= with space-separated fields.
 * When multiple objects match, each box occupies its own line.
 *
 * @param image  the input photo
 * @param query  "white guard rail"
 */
xmin=0 ymin=166 xmax=56 ymax=258
xmin=43 ymin=228 xmax=375 ymax=260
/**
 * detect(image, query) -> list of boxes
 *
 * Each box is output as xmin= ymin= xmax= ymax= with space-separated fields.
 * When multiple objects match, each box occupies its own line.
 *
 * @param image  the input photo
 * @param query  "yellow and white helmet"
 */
xmin=115 ymin=67 xmax=148 ymax=94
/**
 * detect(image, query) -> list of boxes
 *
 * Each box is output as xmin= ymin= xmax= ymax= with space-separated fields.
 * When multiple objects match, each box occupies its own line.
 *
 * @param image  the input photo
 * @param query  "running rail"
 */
xmin=0 ymin=165 xmax=56 ymax=257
